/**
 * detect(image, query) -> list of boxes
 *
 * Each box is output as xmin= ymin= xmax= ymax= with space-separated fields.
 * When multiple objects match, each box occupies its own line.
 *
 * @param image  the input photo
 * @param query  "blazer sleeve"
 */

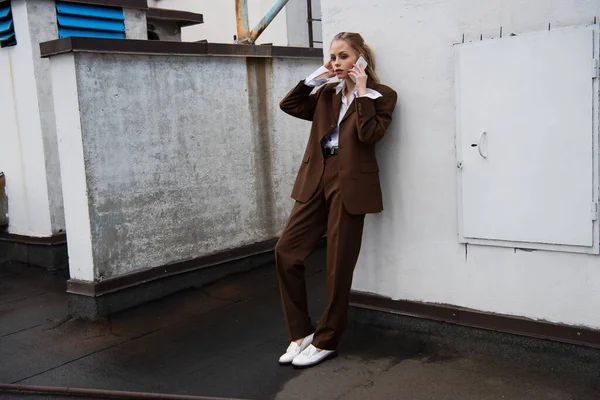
xmin=355 ymin=87 xmax=398 ymax=144
xmin=279 ymin=80 xmax=327 ymax=122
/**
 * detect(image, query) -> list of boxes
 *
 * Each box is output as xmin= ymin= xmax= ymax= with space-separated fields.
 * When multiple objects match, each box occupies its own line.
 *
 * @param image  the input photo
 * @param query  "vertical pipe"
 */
xmin=307 ymin=0 xmax=313 ymax=48
xmin=235 ymin=0 xmax=249 ymax=40
xmin=247 ymin=0 xmax=289 ymax=43
xmin=0 ymin=172 xmax=7 ymax=227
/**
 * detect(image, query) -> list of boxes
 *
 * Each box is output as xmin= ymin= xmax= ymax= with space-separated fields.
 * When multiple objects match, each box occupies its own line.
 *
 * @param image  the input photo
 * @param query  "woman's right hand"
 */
xmin=316 ymin=60 xmax=335 ymax=79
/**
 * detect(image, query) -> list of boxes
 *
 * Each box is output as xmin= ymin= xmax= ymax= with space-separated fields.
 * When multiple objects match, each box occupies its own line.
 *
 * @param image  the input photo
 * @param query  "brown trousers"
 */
xmin=275 ymin=156 xmax=365 ymax=350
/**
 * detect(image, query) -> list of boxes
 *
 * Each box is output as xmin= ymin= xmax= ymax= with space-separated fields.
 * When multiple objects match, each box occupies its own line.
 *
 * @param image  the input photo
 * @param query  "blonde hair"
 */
xmin=332 ymin=32 xmax=380 ymax=84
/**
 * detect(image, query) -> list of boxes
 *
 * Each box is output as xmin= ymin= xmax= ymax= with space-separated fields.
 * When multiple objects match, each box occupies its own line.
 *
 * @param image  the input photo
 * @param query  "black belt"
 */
xmin=322 ymin=147 xmax=339 ymax=158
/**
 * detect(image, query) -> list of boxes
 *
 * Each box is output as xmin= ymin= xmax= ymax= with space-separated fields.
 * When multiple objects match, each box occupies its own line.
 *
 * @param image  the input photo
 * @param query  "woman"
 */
xmin=275 ymin=32 xmax=397 ymax=369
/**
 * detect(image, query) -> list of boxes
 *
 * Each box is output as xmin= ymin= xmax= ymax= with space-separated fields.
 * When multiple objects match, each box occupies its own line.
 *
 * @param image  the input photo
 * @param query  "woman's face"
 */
xmin=330 ymin=40 xmax=360 ymax=80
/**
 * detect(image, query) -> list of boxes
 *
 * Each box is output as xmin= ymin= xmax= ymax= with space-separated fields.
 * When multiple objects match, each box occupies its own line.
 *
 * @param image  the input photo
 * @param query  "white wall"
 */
xmin=320 ymin=0 xmax=600 ymax=329
xmin=0 ymin=0 xmax=63 ymax=237
xmin=286 ymin=0 xmax=321 ymax=47
xmin=49 ymin=54 xmax=94 ymax=281
xmin=27 ymin=0 xmax=65 ymax=235
xmin=149 ymin=0 xmax=313 ymax=46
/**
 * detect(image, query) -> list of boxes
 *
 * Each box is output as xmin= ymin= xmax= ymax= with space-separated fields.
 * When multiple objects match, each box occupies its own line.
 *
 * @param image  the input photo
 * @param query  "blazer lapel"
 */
xmin=339 ymin=100 xmax=356 ymax=125
xmin=332 ymin=90 xmax=342 ymax=125
xmin=320 ymin=89 xmax=342 ymax=141
xmin=339 ymin=78 xmax=376 ymax=125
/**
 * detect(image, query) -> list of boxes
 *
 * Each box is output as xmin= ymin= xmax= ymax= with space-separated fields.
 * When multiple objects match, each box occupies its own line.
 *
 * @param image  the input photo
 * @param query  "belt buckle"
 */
xmin=323 ymin=147 xmax=338 ymax=158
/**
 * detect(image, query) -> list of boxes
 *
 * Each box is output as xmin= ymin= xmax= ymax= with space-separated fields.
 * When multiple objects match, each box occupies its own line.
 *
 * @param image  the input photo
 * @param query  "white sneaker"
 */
xmin=278 ymin=333 xmax=314 ymax=365
xmin=291 ymin=344 xmax=337 ymax=369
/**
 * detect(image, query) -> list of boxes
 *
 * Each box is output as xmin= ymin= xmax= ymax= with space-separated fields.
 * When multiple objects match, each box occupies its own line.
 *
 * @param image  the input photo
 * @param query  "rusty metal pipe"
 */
xmin=235 ymin=0 xmax=249 ymax=40
xmin=247 ymin=0 xmax=289 ymax=43
xmin=236 ymin=0 xmax=289 ymax=44
xmin=0 ymin=383 xmax=247 ymax=400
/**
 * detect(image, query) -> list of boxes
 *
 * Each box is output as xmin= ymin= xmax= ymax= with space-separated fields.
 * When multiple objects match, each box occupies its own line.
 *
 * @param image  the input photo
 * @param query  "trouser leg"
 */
xmin=275 ymin=182 xmax=327 ymax=341
xmin=313 ymin=157 xmax=365 ymax=350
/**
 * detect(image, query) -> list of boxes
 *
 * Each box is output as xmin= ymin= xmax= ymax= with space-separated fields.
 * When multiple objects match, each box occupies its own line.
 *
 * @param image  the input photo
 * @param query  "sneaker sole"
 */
xmin=278 ymin=360 xmax=293 ymax=366
xmin=292 ymin=351 xmax=338 ymax=369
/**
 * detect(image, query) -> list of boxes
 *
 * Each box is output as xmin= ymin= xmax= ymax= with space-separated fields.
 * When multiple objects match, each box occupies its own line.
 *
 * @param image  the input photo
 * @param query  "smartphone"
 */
xmin=350 ymin=56 xmax=368 ymax=82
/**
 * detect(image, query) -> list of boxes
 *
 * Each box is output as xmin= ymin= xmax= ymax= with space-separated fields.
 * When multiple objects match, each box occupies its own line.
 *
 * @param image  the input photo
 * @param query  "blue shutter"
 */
xmin=56 ymin=1 xmax=125 ymax=39
xmin=0 ymin=1 xmax=16 ymax=47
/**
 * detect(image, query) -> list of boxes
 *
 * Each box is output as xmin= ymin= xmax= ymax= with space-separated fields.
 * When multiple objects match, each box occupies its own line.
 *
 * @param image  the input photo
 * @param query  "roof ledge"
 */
xmin=146 ymin=7 xmax=204 ymax=27
xmin=40 ymin=37 xmax=324 ymax=59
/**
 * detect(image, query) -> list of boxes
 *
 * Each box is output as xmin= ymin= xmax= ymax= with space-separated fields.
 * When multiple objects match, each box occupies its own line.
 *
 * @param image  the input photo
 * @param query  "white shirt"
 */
xmin=304 ymin=66 xmax=382 ymax=149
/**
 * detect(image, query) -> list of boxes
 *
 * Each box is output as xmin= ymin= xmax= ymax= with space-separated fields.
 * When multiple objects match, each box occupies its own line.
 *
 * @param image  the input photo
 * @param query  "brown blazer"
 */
xmin=279 ymin=78 xmax=397 ymax=214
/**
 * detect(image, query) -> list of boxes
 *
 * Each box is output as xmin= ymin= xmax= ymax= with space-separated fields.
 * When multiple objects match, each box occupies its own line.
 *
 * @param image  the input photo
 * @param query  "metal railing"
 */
xmin=307 ymin=0 xmax=322 ymax=48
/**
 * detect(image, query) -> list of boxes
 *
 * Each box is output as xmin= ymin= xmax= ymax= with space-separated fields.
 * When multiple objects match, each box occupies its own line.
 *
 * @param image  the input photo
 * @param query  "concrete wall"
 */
xmin=49 ymin=52 xmax=320 ymax=281
xmin=0 ymin=0 xmax=64 ymax=237
xmin=149 ymin=0 xmax=322 ymax=46
xmin=148 ymin=20 xmax=181 ymax=41
xmin=123 ymin=8 xmax=148 ymax=40
xmin=320 ymin=0 xmax=600 ymax=330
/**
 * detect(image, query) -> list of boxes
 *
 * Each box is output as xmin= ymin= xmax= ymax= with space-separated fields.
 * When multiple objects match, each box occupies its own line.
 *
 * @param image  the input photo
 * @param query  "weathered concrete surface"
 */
xmin=123 ymin=8 xmax=148 ymax=40
xmin=65 ymin=53 xmax=319 ymax=280
xmin=2 ymin=251 xmax=599 ymax=400
xmin=148 ymin=20 xmax=182 ymax=41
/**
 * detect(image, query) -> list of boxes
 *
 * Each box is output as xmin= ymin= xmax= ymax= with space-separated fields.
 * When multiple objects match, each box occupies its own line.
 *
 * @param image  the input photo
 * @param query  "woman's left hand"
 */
xmin=349 ymin=63 xmax=368 ymax=96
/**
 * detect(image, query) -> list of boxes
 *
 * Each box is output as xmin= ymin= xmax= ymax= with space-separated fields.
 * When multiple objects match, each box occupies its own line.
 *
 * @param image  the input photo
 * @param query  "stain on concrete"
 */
xmin=246 ymin=58 xmax=276 ymax=237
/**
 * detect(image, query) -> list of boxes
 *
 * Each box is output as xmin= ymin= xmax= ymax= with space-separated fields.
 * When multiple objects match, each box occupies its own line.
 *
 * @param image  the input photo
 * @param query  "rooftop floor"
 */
xmin=1 ymin=247 xmax=599 ymax=399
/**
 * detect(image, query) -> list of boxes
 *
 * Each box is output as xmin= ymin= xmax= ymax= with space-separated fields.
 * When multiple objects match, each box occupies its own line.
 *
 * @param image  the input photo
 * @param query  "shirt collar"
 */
xmin=335 ymin=80 xmax=346 ymax=95
xmin=336 ymin=77 xmax=377 ymax=93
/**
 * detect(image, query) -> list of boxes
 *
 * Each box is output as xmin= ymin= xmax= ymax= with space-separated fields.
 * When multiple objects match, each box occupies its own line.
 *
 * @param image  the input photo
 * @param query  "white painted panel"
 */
xmin=0 ymin=2 xmax=53 ymax=236
xmin=50 ymin=54 xmax=95 ymax=282
xmin=456 ymin=27 xmax=595 ymax=246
